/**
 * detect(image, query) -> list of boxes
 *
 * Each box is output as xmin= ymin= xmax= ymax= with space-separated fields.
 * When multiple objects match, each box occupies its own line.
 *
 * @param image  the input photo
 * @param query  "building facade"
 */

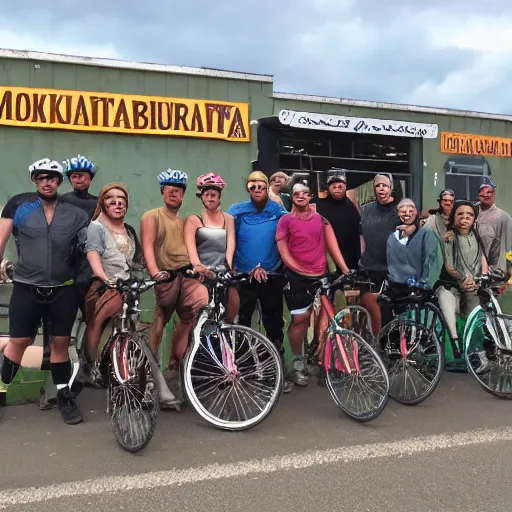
xmin=1 ymin=48 xmax=511 ymax=231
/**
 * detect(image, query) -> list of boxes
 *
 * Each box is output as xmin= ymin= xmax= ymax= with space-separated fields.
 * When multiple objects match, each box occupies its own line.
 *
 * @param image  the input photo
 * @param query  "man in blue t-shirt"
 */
xmin=227 ymin=171 xmax=292 ymax=391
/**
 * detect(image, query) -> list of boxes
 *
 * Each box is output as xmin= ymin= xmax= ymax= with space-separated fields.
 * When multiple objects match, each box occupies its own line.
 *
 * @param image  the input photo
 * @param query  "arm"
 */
xmin=324 ymin=223 xmax=350 ymax=273
xmin=276 ymin=239 xmax=307 ymax=274
xmin=87 ymin=251 xmax=109 ymax=282
xmin=0 ymin=218 xmax=13 ymax=261
xmin=183 ymin=215 xmax=202 ymax=268
xmin=225 ymin=213 xmax=236 ymax=271
xmin=481 ymin=254 xmax=489 ymax=275
xmin=140 ymin=212 xmax=160 ymax=278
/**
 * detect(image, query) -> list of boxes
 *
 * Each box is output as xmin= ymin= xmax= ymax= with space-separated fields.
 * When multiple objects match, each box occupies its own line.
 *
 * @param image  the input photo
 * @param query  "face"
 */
xmin=162 ymin=185 xmax=185 ymax=209
xmin=103 ymin=188 xmax=127 ymax=220
xmin=33 ymin=174 xmax=60 ymax=197
xmin=375 ymin=180 xmax=392 ymax=203
xmin=291 ymin=190 xmax=311 ymax=209
xmin=248 ymin=181 xmax=268 ymax=204
xmin=328 ymin=181 xmax=346 ymax=200
xmin=270 ymin=176 xmax=287 ymax=193
xmin=440 ymin=193 xmax=455 ymax=216
xmin=454 ymin=205 xmax=475 ymax=231
xmin=69 ymin=171 xmax=92 ymax=192
xmin=398 ymin=204 xmax=417 ymax=225
xmin=479 ymin=186 xmax=496 ymax=208
xmin=201 ymin=189 xmax=221 ymax=211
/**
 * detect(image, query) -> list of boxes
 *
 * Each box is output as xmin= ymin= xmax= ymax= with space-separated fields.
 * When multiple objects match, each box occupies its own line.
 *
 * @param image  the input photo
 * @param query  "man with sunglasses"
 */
xmin=227 ymin=171 xmax=292 ymax=391
xmin=0 ymin=158 xmax=89 ymax=425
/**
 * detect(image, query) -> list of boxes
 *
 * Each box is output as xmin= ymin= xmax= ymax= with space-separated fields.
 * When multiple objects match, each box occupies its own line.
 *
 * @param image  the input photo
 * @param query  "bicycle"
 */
xmin=182 ymin=266 xmax=284 ymax=431
xmin=376 ymin=281 xmax=445 ymax=406
xmin=306 ymin=271 xmax=389 ymax=422
xmin=89 ymin=268 xmax=181 ymax=453
xmin=464 ymin=272 xmax=512 ymax=398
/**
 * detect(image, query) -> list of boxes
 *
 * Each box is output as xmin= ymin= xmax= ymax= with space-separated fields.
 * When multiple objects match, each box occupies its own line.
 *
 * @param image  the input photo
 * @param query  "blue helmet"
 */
xmin=158 ymin=169 xmax=188 ymax=190
xmin=62 ymin=155 xmax=97 ymax=178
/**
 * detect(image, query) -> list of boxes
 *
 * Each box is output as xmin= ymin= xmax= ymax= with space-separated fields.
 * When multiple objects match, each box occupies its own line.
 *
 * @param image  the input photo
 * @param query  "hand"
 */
xmin=0 ymin=259 xmax=12 ymax=283
xmin=153 ymin=270 xmax=171 ymax=281
xmin=444 ymin=231 xmax=454 ymax=242
xmin=250 ymin=266 xmax=268 ymax=283
xmin=461 ymin=276 xmax=477 ymax=292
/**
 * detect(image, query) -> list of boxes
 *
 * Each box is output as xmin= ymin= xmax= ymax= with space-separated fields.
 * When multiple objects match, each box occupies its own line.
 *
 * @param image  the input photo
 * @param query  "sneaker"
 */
xmin=155 ymin=371 xmax=181 ymax=411
xmin=38 ymin=388 xmax=56 ymax=411
xmin=475 ymin=350 xmax=490 ymax=374
xmin=86 ymin=360 xmax=105 ymax=389
xmin=292 ymin=357 xmax=309 ymax=387
xmin=282 ymin=380 xmax=294 ymax=394
xmin=57 ymin=388 xmax=83 ymax=425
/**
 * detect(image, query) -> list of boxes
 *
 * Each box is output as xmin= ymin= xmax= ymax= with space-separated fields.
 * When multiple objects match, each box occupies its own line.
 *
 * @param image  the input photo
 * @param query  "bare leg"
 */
xmin=361 ymin=292 xmax=382 ymax=336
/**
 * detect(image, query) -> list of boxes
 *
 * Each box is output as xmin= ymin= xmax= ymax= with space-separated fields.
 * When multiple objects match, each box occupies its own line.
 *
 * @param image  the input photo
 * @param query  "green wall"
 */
xmin=0 ymin=57 xmax=274 ymax=231
xmin=272 ymin=98 xmax=512 ymax=213
xmin=1 ymin=55 xmax=511 ymax=225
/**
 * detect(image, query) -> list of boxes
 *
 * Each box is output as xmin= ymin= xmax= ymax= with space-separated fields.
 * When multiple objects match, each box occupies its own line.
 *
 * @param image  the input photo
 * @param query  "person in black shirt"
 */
xmin=60 ymin=155 xmax=99 ymax=315
xmin=315 ymin=171 xmax=361 ymax=270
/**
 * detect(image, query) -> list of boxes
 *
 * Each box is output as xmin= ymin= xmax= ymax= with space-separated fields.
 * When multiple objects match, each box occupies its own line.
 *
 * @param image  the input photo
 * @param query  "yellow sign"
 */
xmin=0 ymin=86 xmax=250 ymax=142
xmin=441 ymin=131 xmax=512 ymax=158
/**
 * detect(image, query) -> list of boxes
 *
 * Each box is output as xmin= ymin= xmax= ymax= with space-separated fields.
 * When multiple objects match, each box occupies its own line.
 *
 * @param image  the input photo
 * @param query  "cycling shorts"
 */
xmin=284 ymin=268 xmax=327 ymax=316
xmin=9 ymin=282 xmax=79 ymax=338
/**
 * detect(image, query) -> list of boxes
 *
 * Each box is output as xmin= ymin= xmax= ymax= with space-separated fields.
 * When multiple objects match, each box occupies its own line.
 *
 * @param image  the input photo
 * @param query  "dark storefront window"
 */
xmin=444 ymin=156 xmax=491 ymax=201
xmin=255 ymin=117 xmax=415 ymax=205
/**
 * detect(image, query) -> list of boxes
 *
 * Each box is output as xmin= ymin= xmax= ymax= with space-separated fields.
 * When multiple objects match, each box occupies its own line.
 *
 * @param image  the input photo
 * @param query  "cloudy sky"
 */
xmin=1 ymin=0 xmax=510 ymax=114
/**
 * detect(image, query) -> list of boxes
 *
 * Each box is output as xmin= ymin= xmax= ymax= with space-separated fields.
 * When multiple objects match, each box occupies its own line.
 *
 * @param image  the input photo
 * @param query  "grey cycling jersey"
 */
xmin=1 ymin=194 xmax=89 ymax=287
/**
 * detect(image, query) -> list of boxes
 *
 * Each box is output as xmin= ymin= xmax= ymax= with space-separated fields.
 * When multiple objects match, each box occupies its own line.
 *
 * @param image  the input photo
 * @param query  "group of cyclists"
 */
xmin=0 ymin=155 xmax=511 ymax=427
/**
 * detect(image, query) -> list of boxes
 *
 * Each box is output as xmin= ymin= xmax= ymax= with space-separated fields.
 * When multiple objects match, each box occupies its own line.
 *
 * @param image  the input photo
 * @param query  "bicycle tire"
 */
xmin=377 ymin=317 xmax=444 ymax=406
xmin=465 ymin=307 xmax=512 ymax=399
xmin=333 ymin=305 xmax=374 ymax=343
xmin=109 ymin=332 xmax=160 ymax=453
xmin=324 ymin=327 xmax=389 ymax=422
xmin=183 ymin=323 xmax=283 ymax=431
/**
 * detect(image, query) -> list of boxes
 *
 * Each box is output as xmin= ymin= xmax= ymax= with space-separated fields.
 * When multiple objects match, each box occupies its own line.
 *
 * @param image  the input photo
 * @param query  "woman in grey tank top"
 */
xmin=184 ymin=173 xmax=238 ymax=320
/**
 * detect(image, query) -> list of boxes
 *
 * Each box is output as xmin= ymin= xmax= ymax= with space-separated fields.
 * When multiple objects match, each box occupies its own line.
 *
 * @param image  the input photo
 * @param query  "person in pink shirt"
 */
xmin=276 ymin=183 xmax=349 ymax=389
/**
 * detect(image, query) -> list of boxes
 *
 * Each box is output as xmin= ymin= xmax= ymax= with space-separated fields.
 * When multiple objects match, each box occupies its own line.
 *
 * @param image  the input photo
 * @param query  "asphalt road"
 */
xmin=1 ymin=371 xmax=512 ymax=511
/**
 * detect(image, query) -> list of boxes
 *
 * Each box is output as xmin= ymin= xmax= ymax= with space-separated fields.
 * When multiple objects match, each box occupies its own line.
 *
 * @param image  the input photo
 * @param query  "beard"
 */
xmin=38 ymin=191 xmax=58 ymax=202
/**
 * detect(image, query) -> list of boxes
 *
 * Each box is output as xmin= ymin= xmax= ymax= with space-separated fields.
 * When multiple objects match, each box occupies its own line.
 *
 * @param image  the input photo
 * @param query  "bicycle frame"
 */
xmin=464 ymin=283 xmax=512 ymax=355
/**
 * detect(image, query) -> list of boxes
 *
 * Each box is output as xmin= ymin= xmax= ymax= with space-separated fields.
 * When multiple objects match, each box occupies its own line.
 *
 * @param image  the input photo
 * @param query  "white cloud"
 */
xmin=0 ymin=28 xmax=120 ymax=60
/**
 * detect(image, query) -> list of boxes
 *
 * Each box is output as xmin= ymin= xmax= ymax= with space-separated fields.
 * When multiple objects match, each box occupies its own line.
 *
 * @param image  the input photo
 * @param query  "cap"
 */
xmin=327 ymin=169 xmax=347 ymax=186
xmin=479 ymin=176 xmax=497 ymax=190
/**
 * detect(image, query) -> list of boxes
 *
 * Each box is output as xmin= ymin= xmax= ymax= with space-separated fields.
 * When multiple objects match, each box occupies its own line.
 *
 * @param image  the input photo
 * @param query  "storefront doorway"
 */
xmin=255 ymin=112 xmax=431 ymax=209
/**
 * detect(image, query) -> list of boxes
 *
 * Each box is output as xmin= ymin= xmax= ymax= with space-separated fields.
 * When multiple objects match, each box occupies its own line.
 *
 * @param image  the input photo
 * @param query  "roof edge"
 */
xmin=273 ymin=92 xmax=512 ymax=122
xmin=0 ymin=48 xmax=274 ymax=84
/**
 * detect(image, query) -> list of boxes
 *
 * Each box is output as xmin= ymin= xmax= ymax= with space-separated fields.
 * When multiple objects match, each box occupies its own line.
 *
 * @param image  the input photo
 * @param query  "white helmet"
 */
xmin=29 ymin=158 xmax=65 ymax=183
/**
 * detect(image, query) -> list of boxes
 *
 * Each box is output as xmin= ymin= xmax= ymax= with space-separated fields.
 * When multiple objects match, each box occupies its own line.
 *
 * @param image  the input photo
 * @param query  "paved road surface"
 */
xmin=1 ymin=371 xmax=512 ymax=511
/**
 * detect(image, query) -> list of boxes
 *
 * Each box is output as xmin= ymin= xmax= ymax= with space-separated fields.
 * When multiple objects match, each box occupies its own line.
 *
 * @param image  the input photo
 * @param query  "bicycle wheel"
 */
xmin=109 ymin=331 xmax=160 ymax=452
xmin=377 ymin=317 xmax=444 ymax=405
xmin=324 ymin=327 xmax=389 ymax=422
xmin=183 ymin=323 xmax=283 ymax=431
xmin=333 ymin=305 xmax=374 ymax=343
xmin=465 ymin=307 xmax=512 ymax=399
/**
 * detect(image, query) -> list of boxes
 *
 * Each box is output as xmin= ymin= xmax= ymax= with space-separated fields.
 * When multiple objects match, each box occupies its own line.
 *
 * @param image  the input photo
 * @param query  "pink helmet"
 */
xmin=196 ymin=173 xmax=226 ymax=190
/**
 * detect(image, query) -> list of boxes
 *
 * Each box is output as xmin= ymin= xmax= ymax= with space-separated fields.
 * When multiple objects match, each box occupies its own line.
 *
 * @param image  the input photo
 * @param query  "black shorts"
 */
xmin=358 ymin=268 xmax=388 ymax=294
xmin=9 ymin=282 xmax=79 ymax=338
xmin=284 ymin=269 xmax=327 ymax=316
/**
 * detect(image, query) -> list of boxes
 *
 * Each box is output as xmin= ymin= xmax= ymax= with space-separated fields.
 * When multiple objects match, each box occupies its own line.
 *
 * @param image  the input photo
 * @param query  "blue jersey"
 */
xmin=227 ymin=199 xmax=286 ymax=272
xmin=1 ymin=194 xmax=89 ymax=287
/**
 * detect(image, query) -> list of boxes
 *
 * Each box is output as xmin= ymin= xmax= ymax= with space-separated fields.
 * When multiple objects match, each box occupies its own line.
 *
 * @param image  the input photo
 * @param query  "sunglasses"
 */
xmin=34 ymin=175 xmax=58 ymax=183
xmin=249 ymin=184 xmax=267 ymax=192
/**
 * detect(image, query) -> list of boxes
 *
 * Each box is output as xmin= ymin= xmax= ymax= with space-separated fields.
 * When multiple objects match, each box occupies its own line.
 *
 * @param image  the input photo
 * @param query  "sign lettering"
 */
xmin=0 ymin=86 xmax=250 ymax=142
xmin=278 ymin=109 xmax=438 ymax=138
xmin=440 ymin=132 xmax=512 ymax=158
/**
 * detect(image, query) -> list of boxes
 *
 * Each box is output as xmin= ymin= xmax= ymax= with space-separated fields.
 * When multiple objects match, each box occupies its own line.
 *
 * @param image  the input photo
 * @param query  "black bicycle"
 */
xmin=376 ymin=282 xmax=445 ymax=405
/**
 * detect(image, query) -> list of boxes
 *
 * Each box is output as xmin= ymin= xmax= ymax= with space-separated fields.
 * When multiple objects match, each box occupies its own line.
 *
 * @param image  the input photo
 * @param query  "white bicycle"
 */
xmin=182 ymin=266 xmax=284 ymax=431
xmin=464 ymin=271 xmax=512 ymax=398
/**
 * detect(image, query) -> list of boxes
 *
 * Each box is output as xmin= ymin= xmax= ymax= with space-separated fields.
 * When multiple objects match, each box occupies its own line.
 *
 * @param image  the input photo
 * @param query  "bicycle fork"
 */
xmin=322 ymin=296 xmax=361 ymax=375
